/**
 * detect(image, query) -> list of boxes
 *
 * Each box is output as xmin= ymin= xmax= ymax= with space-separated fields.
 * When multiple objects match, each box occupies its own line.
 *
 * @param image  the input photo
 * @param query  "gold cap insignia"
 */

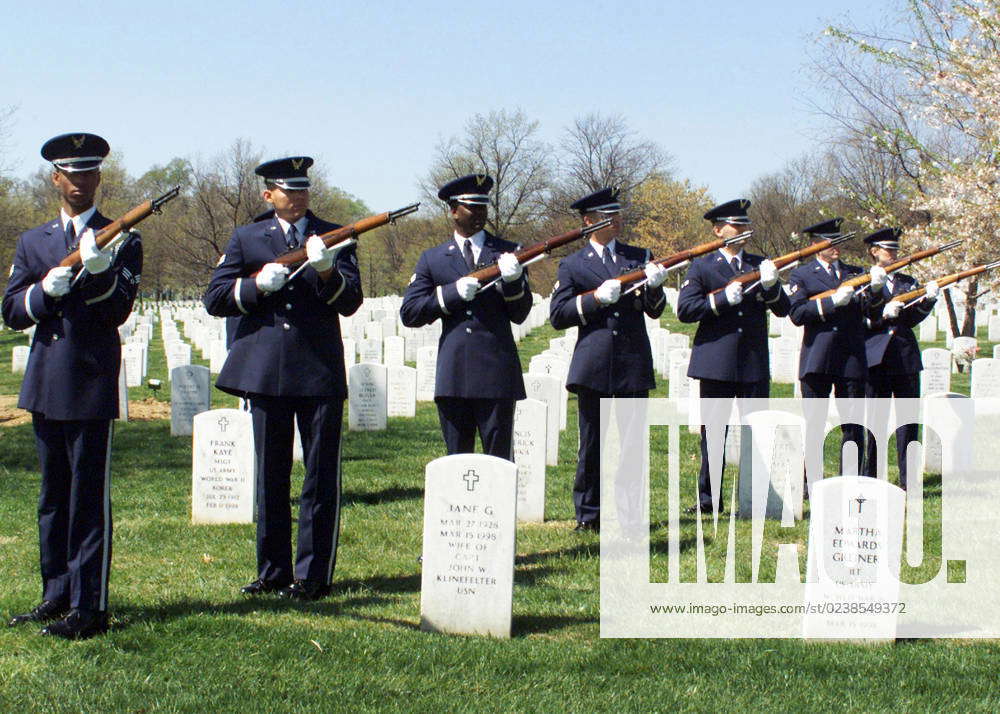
xmin=72 ymin=135 xmax=86 ymax=149
xmin=291 ymin=158 xmax=304 ymax=170
xmin=475 ymin=174 xmax=486 ymax=186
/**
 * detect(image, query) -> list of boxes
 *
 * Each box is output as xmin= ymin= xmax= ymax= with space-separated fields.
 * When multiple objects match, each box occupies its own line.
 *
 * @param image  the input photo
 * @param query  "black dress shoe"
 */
xmin=40 ymin=609 xmax=108 ymax=640
xmin=574 ymin=521 xmax=600 ymax=532
xmin=685 ymin=505 xmax=724 ymax=515
xmin=8 ymin=600 xmax=69 ymax=627
xmin=278 ymin=580 xmax=331 ymax=601
xmin=240 ymin=578 xmax=290 ymax=596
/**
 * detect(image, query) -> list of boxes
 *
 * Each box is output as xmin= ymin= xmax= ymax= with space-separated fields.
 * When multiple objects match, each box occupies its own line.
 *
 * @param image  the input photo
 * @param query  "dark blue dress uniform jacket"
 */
xmin=864 ymin=272 xmax=932 ymax=374
xmin=2 ymin=213 xmax=142 ymax=419
xmin=676 ymin=251 xmax=790 ymax=383
xmin=549 ymin=241 xmax=666 ymax=394
xmin=788 ymin=259 xmax=882 ymax=380
xmin=399 ymin=232 xmax=532 ymax=399
xmin=203 ymin=211 xmax=362 ymax=398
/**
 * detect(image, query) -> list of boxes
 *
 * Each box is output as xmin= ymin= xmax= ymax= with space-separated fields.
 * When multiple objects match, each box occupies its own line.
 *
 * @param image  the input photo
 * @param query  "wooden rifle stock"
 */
xmin=464 ymin=218 xmax=612 ymax=283
xmin=59 ymin=186 xmax=180 ymax=270
xmin=894 ymin=260 xmax=1000 ymax=304
xmin=809 ymin=239 xmax=962 ymax=301
xmin=251 ymin=202 xmax=420 ymax=277
xmin=704 ymin=232 xmax=855 ymax=297
xmin=580 ymin=230 xmax=754 ymax=300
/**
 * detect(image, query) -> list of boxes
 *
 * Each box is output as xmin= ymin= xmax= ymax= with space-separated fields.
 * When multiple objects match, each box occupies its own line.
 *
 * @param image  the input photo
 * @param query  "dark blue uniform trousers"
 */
xmin=32 ymin=415 xmax=113 ymax=612
xmin=862 ymin=371 xmax=920 ymax=489
xmin=696 ymin=379 xmax=768 ymax=510
xmin=575 ymin=387 xmax=648 ymax=524
xmin=251 ymin=396 xmax=343 ymax=586
xmin=800 ymin=375 xmax=866 ymax=481
xmin=435 ymin=397 xmax=515 ymax=459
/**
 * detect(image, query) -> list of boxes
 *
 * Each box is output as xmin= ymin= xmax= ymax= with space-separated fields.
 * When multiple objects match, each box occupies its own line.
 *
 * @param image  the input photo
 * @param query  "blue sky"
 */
xmin=3 ymin=1 xmax=896 ymax=210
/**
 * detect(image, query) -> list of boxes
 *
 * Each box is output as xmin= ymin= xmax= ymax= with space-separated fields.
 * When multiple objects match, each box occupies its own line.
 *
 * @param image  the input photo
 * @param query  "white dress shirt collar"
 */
xmin=589 ymin=238 xmax=617 ymax=262
xmin=60 ymin=206 xmax=97 ymax=237
xmin=454 ymin=230 xmax=486 ymax=263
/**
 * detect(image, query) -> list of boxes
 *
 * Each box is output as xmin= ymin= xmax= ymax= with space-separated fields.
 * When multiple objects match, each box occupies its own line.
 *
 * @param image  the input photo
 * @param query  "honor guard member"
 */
xmin=399 ymin=174 xmax=532 ymax=458
xmin=676 ymin=199 xmax=789 ymax=514
xmin=3 ymin=133 xmax=142 ymax=639
xmin=203 ymin=156 xmax=362 ymax=601
xmin=549 ymin=187 xmax=669 ymax=531
xmin=788 ymin=218 xmax=887 ymax=483
xmin=860 ymin=227 xmax=939 ymax=489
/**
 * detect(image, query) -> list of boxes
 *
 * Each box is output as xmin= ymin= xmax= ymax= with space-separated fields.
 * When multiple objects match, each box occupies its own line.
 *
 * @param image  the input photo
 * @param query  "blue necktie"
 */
xmin=603 ymin=246 xmax=614 ymax=273
xmin=285 ymin=225 xmax=299 ymax=250
xmin=65 ymin=221 xmax=77 ymax=252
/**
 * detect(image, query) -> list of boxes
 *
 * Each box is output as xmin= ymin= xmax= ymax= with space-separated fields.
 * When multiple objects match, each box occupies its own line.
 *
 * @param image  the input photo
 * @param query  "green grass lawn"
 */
xmin=0 ymin=312 xmax=998 ymax=713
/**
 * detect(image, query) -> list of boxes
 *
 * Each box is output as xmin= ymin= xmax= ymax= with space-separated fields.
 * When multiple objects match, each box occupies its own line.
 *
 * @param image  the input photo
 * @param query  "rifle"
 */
xmin=708 ymin=232 xmax=856 ymax=297
xmin=578 ymin=230 xmax=754 ymax=301
xmin=465 ymin=218 xmax=613 ymax=291
xmin=68 ymin=186 xmax=180 ymax=286
xmin=267 ymin=203 xmax=420 ymax=281
xmin=896 ymin=260 xmax=1000 ymax=308
xmin=809 ymin=239 xmax=962 ymax=301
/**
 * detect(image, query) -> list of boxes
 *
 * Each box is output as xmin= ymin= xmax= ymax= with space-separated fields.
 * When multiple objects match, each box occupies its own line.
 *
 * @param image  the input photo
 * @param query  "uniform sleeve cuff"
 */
xmin=709 ymin=292 xmax=720 ymax=315
xmin=84 ymin=275 xmax=118 ymax=305
xmin=817 ymin=297 xmax=826 ymax=321
xmin=320 ymin=270 xmax=347 ymax=304
xmin=236 ymin=277 xmax=259 ymax=314
xmin=576 ymin=295 xmax=588 ymax=325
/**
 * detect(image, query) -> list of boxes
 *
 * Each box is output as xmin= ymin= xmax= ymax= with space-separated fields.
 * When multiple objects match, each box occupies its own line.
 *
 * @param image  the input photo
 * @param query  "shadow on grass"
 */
xmin=341 ymin=486 xmax=424 ymax=506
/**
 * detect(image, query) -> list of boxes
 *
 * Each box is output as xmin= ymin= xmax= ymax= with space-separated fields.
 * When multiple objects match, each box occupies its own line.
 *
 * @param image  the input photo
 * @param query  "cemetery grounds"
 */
xmin=0 ymin=308 xmax=998 ymax=713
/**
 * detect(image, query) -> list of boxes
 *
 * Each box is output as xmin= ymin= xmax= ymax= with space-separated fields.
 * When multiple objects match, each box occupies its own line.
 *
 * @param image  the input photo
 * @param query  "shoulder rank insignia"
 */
xmin=409 ymin=273 xmax=416 ymax=285
xmin=216 ymin=254 xmax=226 ymax=267
xmin=552 ymin=280 xmax=559 ymax=291
xmin=790 ymin=283 xmax=799 ymax=293
xmin=681 ymin=279 xmax=690 ymax=288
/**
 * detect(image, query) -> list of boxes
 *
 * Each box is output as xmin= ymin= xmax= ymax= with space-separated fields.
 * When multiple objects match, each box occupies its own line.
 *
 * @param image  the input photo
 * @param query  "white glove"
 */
xmin=643 ymin=261 xmax=668 ymax=288
xmin=498 ymin=253 xmax=523 ymax=283
xmin=42 ymin=266 xmax=74 ymax=297
xmin=595 ymin=279 xmax=621 ymax=305
xmin=456 ymin=276 xmax=479 ymax=301
xmin=759 ymin=259 xmax=778 ymax=289
xmin=256 ymin=262 xmax=289 ymax=293
xmin=883 ymin=300 xmax=904 ymax=320
xmin=306 ymin=235 xmax=336 ymax=273
xmin=924 ymin=280 xmax=940 ymax=300
xmin=80 ymin=228 xmax=111 ymax=275
xmin=832 ymin=284 xmax=854 ymax=307
xmin=724 ymin=281 xmax=743 ymax=306
xmin=870 ymin=265 xmax=887 ymax=290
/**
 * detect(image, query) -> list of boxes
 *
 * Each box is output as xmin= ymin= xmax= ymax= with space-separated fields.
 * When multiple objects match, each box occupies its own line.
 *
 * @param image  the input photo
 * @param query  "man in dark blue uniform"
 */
xmin=204 ymin=157 xmax=362 ymax=601
xmin=860 ymin=227 xmax=939 ymax=489
xmin=549 ymin=187 xmax=668 ymax=531
xmin=400 ymin=174 xmax=532 ymax=459
xmin=788 ymin=218 xmax=886 ymax=485
xmin=677 ymin=199 xmax=790 ymax=513
xmin=3 ymin=133 xmax=142 ymax=639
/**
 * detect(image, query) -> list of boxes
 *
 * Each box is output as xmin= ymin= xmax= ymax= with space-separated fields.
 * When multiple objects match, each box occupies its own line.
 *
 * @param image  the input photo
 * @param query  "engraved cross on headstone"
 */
xmin=217 ymin=416 xmax=229 ymax=432
xmin=462 ymin=469 xmax=480 ymax=491
xmin=854 ymin=496 xmax=867 ymax=514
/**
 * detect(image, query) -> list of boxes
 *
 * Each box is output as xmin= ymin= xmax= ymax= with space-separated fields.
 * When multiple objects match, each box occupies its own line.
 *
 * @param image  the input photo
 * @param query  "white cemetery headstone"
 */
xmin=171 ymin=365 xmax=212 ymax=437
xmin=970 ymin=358 xmax=1000 ymax=398
xmin=342 ymin=337 xmax=356 ymax=372
xmin=387 ymin=365 xmax=417 ymax=418
xmin=918 ymin=318 xmax=937 ymax=343
xmin=523 ymin=374 xmax=561 ymax=466
xmin=513 ymin=399 xmax=547 ymax=523
xmin=420 ymin=454 xmax=517 ymax=638
xmin=209 ymin=339 xmax=227 ymax=375
xmin=740 ymin=411 xmax=804 ymax=521
xmin=384 ymin=335 xmax=405 ymax=368
xmin=122 ymin=343 xmax=146 ymax=388
xmin=358 ymin=338 xmax=382 ymax=365
xmin=416 ymin=346 xmax=437 ymax=401
xmin=803 ymin=476 xmax=905 ymax=640
xmin=191 ymin=409 xmax=255 ymax=524
xmin=11 ymin=345 xmax=29 ymax=373
xmin=117 ymin=358 xmax=129 ymax=422
xmin=348 ymin=363 xmax=388 ymax=431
